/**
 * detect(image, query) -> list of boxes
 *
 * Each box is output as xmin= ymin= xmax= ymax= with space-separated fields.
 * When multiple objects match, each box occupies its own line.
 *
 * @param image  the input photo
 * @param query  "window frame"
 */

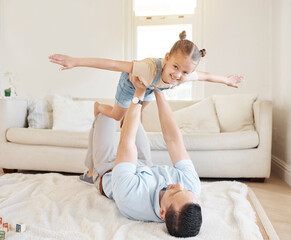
xmin=123 ymin=0 xmax=205 ymax=100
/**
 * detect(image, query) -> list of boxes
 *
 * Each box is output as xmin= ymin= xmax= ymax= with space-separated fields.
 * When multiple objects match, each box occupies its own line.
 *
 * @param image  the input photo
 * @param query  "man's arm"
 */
xmin=196 ymin=71 xmax=243 ymax=88
xmin=49 ymin=54 xmax=133 ymax=73
xmin=113 ymin=77 xmax=146 ymax=168
xmin=154 ymin=91 xmax=190 ymax=166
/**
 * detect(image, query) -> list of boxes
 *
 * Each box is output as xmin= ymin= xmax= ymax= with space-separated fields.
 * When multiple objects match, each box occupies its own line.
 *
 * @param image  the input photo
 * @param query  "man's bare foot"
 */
xmin=87 ymin=170 xmax=93 ymax=177
xmin=94 ymin=101 xmax=100 ymax=117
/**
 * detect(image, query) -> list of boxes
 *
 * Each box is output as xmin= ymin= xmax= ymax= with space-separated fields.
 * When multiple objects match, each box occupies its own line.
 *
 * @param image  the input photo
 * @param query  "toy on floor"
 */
xmin=0 ymin=230 xmax=5 ymax=240
xmin=1 ymin=223 xmax=8 ymax=232
xmin=0 ymin=216 xmax=27 ymax=239
xmin=16 ymin=223 xmax=26 ymax=233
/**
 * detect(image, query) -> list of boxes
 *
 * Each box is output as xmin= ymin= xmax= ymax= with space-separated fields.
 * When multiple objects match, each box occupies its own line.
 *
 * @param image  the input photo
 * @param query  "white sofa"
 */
xmin=0 ymin=95 xmax=272 ymax=179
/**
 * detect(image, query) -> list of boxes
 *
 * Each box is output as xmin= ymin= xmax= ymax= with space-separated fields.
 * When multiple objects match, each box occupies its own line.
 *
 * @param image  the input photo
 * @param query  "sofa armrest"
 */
xmin=253 ymin=100 xmax=272 ymax=150
xmin=0 ymin=99 xmax=28 ymax=143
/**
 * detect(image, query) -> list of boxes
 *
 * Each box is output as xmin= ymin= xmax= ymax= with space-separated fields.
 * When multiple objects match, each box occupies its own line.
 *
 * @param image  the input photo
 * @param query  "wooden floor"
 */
xmin=243 ymin=173 xmax=291 ymax=240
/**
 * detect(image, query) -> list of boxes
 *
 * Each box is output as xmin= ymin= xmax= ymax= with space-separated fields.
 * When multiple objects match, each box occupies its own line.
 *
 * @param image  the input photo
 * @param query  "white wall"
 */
xmin=1 ymin=0 xmax=291 ymax=183
xmin=271 ymin=0 xmax=291 ymax=185
xmin=1 ymin=0 xmax=273 ymax=100
xmin=0 ymin=0 xmax=124 ymax=98
xmin=201 ymin=0 xmax=272 ymax=99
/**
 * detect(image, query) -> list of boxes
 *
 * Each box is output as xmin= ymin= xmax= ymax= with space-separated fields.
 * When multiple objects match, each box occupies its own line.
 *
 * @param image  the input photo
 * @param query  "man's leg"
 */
xmin=135 ymin=122 xmax=153 ymax=167
xmin=84 ymin=117 xmax=95 ymax=173
xmin=80 ymin=116 xmax=97 ymax=184
xmin=84 ymin=114 xmax=118 ymax=183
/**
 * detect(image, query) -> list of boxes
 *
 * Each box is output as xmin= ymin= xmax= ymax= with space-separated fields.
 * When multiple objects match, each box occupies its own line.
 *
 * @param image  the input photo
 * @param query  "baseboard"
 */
xmin=271 ymin=155 xmax=291 ymax=187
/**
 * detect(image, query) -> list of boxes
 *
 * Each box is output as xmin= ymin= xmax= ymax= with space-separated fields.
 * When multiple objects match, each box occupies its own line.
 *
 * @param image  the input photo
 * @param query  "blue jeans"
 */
xmin=115 ymin=72 xmax=165 ymax=108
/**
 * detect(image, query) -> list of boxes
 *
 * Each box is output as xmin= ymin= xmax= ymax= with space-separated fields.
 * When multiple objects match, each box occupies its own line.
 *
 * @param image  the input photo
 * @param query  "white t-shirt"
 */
xmin=132 ymin=58 xmax=198 ymax=89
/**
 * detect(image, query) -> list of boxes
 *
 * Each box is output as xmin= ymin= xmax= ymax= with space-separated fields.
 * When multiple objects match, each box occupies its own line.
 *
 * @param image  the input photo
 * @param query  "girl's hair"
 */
xmin=169 ymin=31 xmax=206 ymax=63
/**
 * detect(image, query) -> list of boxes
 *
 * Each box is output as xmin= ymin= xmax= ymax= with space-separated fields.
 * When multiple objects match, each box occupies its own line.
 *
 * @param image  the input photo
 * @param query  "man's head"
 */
xmin=160 ymin=183 xmax=202 ymax=238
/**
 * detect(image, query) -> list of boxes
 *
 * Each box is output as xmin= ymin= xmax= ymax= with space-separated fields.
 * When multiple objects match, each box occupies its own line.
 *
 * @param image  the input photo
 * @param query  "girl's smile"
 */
xmin=162 ymin=50 xmax=197 ymax=85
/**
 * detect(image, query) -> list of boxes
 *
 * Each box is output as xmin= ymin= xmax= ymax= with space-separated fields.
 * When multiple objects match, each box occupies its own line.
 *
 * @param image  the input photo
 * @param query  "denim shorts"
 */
xmin=115 ymin=72 xmax=156 ymax=108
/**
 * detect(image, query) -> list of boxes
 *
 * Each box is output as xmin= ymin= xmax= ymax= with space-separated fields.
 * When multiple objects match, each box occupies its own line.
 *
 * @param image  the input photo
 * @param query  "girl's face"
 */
xmin=161 ymin=50 xmax=197 ymax=85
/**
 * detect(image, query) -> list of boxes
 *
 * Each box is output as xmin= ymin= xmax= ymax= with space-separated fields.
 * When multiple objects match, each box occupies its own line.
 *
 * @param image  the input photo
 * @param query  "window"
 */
xmin=124 ymin=0 xmax=203 ymax=100
xmin=134 ymin=0 xmax=196 ymax=16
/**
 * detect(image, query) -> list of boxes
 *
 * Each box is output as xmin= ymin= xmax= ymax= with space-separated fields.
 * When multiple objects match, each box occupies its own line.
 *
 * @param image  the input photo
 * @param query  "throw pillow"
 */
xmin=52 ymin=95 xmax=95 ymax=131
xmin=212 ymin=94 xmax=257 ymax=132
xmin=173 ymin=97 xmax=220 ymax=134
xmin=27 ymin=99 xmax=53 ymax=129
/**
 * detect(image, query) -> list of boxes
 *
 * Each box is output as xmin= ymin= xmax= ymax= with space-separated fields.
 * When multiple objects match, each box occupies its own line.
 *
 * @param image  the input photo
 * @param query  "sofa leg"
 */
xmin=2 ymin=168 xmax=17 ymax=174
xmin=250 ymin=178 xmax=265 ymax=182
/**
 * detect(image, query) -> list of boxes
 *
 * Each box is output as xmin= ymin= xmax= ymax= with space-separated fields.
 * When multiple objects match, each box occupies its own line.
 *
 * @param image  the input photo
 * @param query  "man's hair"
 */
xmin=165 ymin=203 xmax=202 ymax=238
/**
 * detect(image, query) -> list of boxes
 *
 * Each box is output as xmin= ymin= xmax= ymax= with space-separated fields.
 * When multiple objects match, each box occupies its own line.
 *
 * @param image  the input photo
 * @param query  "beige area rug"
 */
xmin=0 ymin=173 xmax=279 ymax=240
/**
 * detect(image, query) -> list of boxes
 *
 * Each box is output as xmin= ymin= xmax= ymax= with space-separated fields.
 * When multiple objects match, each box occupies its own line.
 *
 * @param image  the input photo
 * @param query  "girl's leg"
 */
xmin=95 ymin=102 xmax=127 ymax=121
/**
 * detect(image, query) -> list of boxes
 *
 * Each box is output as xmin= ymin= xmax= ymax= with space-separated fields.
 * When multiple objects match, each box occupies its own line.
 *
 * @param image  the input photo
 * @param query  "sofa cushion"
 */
xmin=6 ymin=128 xmax=90 ymax=148
xmin=147 ymin=131 xmax=259 ymax=150
xmin=27 ymin=99 xmax=53 ymax=129
xmin=6 ymin=128 xmax=258 ymax=151
xmin=173 ymin=97 xmax=220 ymax=133
xmin=142 ymin=100 xmax=199 ymax=132
xmin=53 ymin=96 xmax=122 ymax=132
xmin=6 ymin=128 xmax=122 ymax=149
xmin=212 ymin=94 xmax=257 ymax=132
xmin=52 ymin=95 xmax=95 ymax=132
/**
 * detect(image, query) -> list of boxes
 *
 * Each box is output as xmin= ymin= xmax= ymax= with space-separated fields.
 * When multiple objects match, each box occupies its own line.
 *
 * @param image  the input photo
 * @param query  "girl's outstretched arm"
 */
xmin=49 ymin=54 xmax=133 ymax=73
xmin=196 ymin=71 xmax=244 ymax=88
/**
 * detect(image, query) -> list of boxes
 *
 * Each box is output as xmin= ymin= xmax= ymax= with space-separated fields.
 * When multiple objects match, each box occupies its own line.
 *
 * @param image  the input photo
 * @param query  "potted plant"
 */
xmin=2 ymin=72 xmax=17 ymax=98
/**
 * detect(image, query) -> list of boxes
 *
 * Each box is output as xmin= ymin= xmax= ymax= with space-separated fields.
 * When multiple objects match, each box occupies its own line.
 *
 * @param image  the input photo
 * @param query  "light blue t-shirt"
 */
xmin=102 ymin=159 xmax=201 ymax=222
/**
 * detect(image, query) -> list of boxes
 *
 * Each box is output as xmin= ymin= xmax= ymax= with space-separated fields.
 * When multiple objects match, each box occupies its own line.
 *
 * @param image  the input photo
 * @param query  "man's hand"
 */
xmin=154 ymin=90 xmax=163 ymax=97
xmin=225 ymin=75 xmax=244 ymax=88
xmin=49 ymin=54 xmax=76 ymax=70
xmin=129 ymin=75 xmax=146 ymax=93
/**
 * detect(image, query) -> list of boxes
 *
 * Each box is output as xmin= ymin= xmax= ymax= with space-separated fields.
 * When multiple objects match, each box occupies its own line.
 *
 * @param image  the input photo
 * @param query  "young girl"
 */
xmin=49 ymin=31 xmax=243 ymax=121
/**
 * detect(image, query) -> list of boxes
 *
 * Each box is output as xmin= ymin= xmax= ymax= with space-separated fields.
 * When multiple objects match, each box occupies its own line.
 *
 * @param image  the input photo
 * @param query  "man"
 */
xmin=80 ymin=77 xmax=202 ymax=237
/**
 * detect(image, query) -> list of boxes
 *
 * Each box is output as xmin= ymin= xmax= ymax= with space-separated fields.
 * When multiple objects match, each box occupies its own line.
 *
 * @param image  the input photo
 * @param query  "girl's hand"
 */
xmin=225 ymin=75 xmax=244 ymax=88
xmin=48 ymin=54 xmax=76 ymax=70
